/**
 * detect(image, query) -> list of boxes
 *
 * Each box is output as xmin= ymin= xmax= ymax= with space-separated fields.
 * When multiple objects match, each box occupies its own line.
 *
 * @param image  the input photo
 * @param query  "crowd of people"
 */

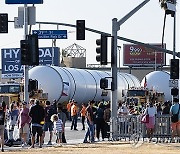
xmin=0 ymin=99 xmax=66 ymax=151
xmin=0 ymin=98 xmax=112 ymax=151
xmin=67 ymin=99 xmax=111 ymax=143
xmin=0 ymin=97 xmax=179 ymax=152
xmin=117 ymin=97 xmax=180 ymax=142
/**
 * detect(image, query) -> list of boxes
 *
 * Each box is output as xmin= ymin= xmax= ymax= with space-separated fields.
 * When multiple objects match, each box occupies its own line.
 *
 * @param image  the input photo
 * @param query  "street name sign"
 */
xmin=1 ymin=47 xmax=60 ymax=79
xmin=32 ymin=30 xmax=68 ymax=39
xmin=6 ymin=0 xmax=43 ymax=4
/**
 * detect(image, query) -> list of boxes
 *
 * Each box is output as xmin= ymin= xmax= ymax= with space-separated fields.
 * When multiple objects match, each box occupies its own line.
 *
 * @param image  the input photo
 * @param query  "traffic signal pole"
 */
xmin=111 ymin=18 xmax=118 ymax=137
xmin=172 ymin=4 xmax=177 ymax=101
xmin=110 ymin=0 xmax=150 ymax=139
xmin=24 ymin=4 xmax=29 ymax=103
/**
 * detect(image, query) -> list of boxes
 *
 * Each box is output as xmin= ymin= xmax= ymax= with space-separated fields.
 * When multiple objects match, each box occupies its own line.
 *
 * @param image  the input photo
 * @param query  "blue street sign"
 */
xmin=5 ymin=0 xmax=43 ymax=4
xmin=1 ymin=47 xmax=60 ymax=79
xmin=32 ymin=30 xmax=68 ymax=39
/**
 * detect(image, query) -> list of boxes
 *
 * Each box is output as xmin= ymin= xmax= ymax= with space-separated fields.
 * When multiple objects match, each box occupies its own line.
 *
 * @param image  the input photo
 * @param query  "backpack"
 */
xmin=96 ymin=108 xmax=104 ymax=119
xmin=171 ymin=105 xmax=180 ymax=123
xmin=46 ymin=106 xmax=56 ymax=121
xmin=104 ymin=108 xmax=111 ymax=122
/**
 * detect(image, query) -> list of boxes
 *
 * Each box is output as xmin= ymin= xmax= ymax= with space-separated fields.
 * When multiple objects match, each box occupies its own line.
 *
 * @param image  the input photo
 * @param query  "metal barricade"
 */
xmin=154 ymin=115 xmax=171 ymax=141
xmin=114 ymin=115 xmax=172 ymax=141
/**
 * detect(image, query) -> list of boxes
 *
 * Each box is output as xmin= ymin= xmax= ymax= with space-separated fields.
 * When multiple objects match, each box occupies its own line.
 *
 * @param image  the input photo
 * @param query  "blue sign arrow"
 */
xmin=6 ymin=0 xmax=43 ymax=4
xmin=32 ymin=30 xmax=68 ymax=39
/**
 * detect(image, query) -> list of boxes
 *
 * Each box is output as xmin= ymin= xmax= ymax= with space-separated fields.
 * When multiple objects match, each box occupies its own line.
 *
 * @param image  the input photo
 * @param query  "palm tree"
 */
xmin=159 ymin=0 xmax=176 ymax=10
xmin=159 ymin=0 xmax=176 ymax=17
xmin=159 ymin=0 xmax=167 ymax=9
xmin=158 ymin=0 xmax=176 ymax=61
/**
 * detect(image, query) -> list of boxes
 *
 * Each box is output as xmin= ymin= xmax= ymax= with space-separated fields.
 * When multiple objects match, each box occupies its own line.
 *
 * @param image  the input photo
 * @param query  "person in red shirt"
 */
xmin=80 ymin=103 xmax=86 ymax=130
xmin=66 ymin=100 xmax=72 ymax=121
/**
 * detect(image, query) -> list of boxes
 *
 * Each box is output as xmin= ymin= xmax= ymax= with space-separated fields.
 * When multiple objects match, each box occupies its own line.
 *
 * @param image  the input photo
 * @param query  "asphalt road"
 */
xmin=44 ymin=120 xmax=85 ymax=144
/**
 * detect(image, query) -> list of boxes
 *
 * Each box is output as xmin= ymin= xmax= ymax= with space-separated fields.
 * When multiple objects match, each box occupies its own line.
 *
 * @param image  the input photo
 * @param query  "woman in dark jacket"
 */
xmin=95 ymin=102 xmax=105 ymax=141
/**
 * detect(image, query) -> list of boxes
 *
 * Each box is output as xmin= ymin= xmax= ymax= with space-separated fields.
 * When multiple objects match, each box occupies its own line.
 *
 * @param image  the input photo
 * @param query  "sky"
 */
xmin=0 ymin=0 xmax=179 ymax=68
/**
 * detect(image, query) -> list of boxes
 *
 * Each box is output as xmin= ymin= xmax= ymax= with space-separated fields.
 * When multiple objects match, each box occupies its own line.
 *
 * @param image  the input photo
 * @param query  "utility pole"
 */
xmin=24 ymin=4 xmax=29 ymax=103
xmin=110 ymin=0 xmax=150 ymax=138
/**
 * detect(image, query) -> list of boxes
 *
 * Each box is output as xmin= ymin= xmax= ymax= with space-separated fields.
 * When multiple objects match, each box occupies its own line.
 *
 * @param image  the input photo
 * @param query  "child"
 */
xmin=51 ymin=114 xmax=64 ymax=145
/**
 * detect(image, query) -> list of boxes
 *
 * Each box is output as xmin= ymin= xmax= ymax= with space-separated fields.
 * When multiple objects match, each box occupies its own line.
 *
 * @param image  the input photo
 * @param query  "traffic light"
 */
xmin=171 ymin=88 xmax=179 ymax=96
xmin=27 ymin=34 xmax=39 ymax=65
xmin=170 ymin=59 xmax=179 ymax=79
xmin=76 ymin=20 xmax=85 ymax=40
xmin=20 ymin=40 xmax=31 ymax=65
xmin=100 ymin=78 xmax=108 ymax=89
xmin=20 ymin=34 xmax=39 ymax=66
xmin=96 ymin=34 xmax=107 ymax=65
xmin=28 ymin=79 xmax=38 ymax=92
xmin=0 ymin=13 xmax=8 ymax=33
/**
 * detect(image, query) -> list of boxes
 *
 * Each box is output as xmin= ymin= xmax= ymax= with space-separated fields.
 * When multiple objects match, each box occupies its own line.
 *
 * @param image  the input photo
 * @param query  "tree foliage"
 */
xmin=159 ymin=0 xmax=176 ymax=9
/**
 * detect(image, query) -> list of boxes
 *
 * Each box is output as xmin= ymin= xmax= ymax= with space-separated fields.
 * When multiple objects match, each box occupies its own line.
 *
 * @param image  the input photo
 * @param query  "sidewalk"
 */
xmin=4 ymin=120 xmax=180 ymax=152
xmin=4 ymin=120 xmax=86 ymax=151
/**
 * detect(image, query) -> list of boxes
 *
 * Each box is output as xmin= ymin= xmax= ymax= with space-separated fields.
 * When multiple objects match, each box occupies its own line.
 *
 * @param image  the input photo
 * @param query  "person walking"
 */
xmin=51 ymin=114 xmax=64 ymax=146
xmin=71 ymin=101 xmax=78 ymax=130
xmin=83 ymin=100 xmax=95 ymax=143
xmin=29 ymin=100 xmax=45 ymax=148
xmin=6 ymin=102 xmax=19 ymax=145
xmin=57 ymin=103 xmax=67 ymax=143
xmin=0 ymin=102 xmax=6 ymax=152
xmin=43 ymin=101 xmax=55 ymax=145
xmin=17 ymin=101 xmax=31 ymax=147
xmin=80 ymin=103 xmax=86 ymax=130
xmin=170 ymin=97 xmax=180 ymax=142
